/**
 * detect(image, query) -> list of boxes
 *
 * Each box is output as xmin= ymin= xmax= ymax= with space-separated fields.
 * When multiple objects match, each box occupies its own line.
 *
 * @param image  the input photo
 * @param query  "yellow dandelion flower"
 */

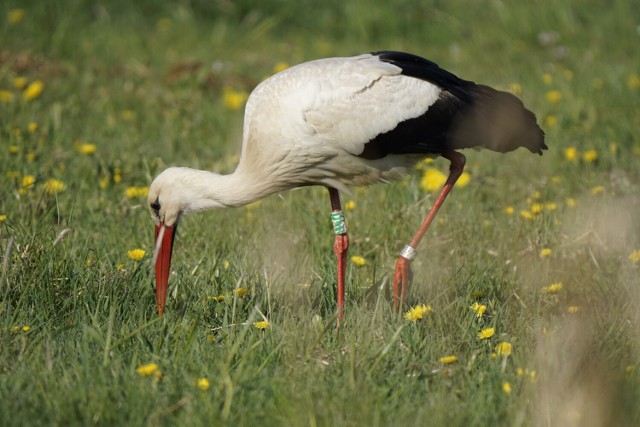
xmin=235 ymin=287 xmax=248 ymax=297
xmin=504 ymin=206 xmax=514 ymax=216
xmin=43 ymin=179 xmax=65 ymax=195
xmin=545 ymin=90 xmax=561 ymax=105
xmin=223 ymin=260 xmax=230 ymax=269
xmin=439 ymin=355 xmax=458 ymax=364
xmin=99 ymin=176 xmax=110 ymax=189
xmin=470 ymin=302 xmax=487 ymax=318
xmin=22 ymin=325 xmax=30 ymax=332
xmin=582 ymin=149 xmax=598 ymax=163
xmin=124 ymin=187 xmax=138 ymax=198
xmin=542 ymin=73 xmax=553 ymax=85
xmin=197 ymin=378 xmax=210 ymax=391
xmin=210 ymin=295 xmax=225 ymax=302
xmin=563 ymin=147 xmax=578 ymax=161
xmin=13 ymin=77 xmax=28 ymax=89
xmin=539 ymin=248 xmax=552 ymax=257
xmin=495 ymin=341 xmax=513 ymax=357
xmin=273 ymin=62 xmax=289 ymax=73
xmin=344 ymin=200 xmax=356 ymax=211
xmin=125 ymin=186 xmax=148 ymax=199
xmin=544 ymin=115 xmax=557 ymax=128
xmin=8 ymin=146 xmax=19 ymax=154
xmin=27 ymin=150 xmax=37 ymax=162
xmin=404 ymin=304 xmax=432 ymax=322
xmin=127 ymin=249 xmax=146 ymax=261
xmin=0 ymin=215 xmax=7 ymax=223
xmin=530 ymin=203 xmax=543 ymax=215
xmin=0 ymin=90 xmax=14 ymax=103
xmin=254 ymin=320 xmax=270 ymax=330
xmin=223 ymin=87 xmax=248 ymax=110
xmin=27 ymin=122 xmax=38 ymax=133
xmin=23 ymin=80 xmax=44 ymax=101
xmin=455 ymin=171 xmax=471 ymax=188
xmin=567 ymin=306 xmax=580 ymax=314
xmin=351 ymin=256 xmax=367 ymax=267
xmin=76 ymin=143 xmax=97 ymax=155
xmin=566 ymin=198 xmax=577 ymax=208
xmin=478 ymin=327 xmax=495 ymax=339
xmin=8 ymin=9 xmax=25 ymax=24
xmin=21 ymin=175 xmax=36 ymax=188
xmin=562 ymin=70 xmax=573 ymax=81
xmin=591 ymin=186 xmax=604 ymax=195
xmin=420 ymin=168 xmax=447 ymax=192
xmin=508 ymin=83 xmax=522 ymax=95
xmin=113 ymin=168 xmax=122 ymax=184
xmin=519 ymin=210 xmax=533 ymax=220
xmin=136 ymin=363 xmax=159 ymax=377
xmin=542 ymin=282 xmax=563 ymax=294
xmin=502 ymin=382 xmax=512 ymax=394
xmin=544 ymin=202 xmax=557 ymax=211
xmin=628 ymin=74 xmax=640 ymax=90
xmin=628 ymin=250 xmax=640 ymax=264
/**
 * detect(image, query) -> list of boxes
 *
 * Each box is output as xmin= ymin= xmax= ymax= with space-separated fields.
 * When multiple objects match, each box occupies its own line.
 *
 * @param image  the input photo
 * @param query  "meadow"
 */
xmin=1 ymin=0 xmax=640 ymax=425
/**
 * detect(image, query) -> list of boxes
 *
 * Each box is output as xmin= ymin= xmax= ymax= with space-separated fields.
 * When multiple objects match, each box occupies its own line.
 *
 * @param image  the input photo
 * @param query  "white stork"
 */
xmin=148 ymin=51 xmax=546 ymax=318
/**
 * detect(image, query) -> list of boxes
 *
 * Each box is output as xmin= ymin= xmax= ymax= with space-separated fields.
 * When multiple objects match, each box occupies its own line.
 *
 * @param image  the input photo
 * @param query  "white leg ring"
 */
xmin=400 ymin=245 xmax=417 ymax=261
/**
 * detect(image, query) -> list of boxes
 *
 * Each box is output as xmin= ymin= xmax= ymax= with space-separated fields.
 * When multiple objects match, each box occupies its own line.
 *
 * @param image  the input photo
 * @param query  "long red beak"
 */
xmin=154 ymin=223 xmax=177 ymax=316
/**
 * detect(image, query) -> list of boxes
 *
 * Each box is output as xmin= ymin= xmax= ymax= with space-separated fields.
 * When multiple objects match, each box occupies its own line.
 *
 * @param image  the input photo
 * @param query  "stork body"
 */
xmin=149 ymin=51 xmax=546 ymax=318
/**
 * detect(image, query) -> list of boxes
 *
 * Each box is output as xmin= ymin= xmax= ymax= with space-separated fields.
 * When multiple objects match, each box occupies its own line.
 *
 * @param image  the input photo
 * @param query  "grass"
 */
xmin=1 ymin=0 xmax=640 ymax=425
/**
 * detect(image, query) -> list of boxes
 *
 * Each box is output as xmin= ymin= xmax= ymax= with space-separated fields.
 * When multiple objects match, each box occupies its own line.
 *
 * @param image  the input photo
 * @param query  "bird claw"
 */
xmin=393 ymin=257 xmax=413 ymax=312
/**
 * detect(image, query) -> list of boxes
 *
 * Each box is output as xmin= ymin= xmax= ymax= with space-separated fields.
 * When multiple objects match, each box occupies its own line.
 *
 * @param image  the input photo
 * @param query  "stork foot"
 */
xmin=392 ymin=256 xmax=413 ymax=312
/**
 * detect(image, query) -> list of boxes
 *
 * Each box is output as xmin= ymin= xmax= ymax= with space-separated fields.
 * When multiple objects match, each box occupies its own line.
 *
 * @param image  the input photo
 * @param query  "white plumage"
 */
xmin=148 ymin=51 xmax=546 ymax=318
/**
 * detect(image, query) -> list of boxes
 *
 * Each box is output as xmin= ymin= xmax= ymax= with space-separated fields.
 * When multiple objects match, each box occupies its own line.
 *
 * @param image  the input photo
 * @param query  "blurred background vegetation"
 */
xmin=1 ymin=1 xmax=639 ymax=426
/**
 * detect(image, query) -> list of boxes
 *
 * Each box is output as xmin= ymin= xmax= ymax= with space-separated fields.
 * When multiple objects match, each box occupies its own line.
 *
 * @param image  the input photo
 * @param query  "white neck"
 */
xmin=178 ymin=167 xmax=280 ymax=212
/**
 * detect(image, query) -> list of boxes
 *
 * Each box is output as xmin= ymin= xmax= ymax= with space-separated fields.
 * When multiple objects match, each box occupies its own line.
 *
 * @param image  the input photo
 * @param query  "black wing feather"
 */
xmin=359 ymin=51 xmax=547 ymax=159
xmin=372 ymin=50 xmax=476 ymax=102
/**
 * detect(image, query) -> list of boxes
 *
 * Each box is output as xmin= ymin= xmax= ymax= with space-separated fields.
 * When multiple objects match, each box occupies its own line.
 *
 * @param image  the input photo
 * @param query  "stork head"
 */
xmin=148 ymin=167 xmax=192 ymax=227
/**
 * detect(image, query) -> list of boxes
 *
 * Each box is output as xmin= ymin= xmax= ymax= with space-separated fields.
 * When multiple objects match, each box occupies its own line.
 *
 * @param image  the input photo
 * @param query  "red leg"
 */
xmin=393 ymin=151 xmax=466 ymax=311
xmin=328 ymin=187 xmax=349 ymax=322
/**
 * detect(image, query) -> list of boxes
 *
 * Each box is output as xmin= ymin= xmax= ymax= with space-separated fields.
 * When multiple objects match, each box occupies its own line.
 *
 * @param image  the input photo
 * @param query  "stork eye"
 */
xmin=150 ymin=198 xmax=161 ymax=214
